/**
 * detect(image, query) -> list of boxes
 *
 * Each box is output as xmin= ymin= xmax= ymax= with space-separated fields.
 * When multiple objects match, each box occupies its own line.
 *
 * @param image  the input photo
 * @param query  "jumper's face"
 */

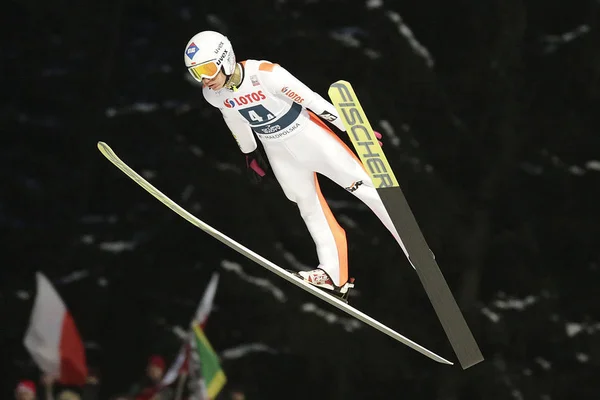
xmin=203 ymin=70 xmax=227 ymax=90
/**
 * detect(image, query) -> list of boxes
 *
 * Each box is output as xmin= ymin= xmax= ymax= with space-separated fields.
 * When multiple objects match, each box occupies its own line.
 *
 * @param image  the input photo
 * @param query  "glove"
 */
xmin=245 ymin=149 xmax=268 ymax=184
xmin=374 ymin=130 xmax=383 ymax=147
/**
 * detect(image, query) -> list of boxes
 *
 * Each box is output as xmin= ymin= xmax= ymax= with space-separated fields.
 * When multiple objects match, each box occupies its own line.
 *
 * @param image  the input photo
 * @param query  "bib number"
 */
xmin=239 ymin=105 xmax=275 ymax=125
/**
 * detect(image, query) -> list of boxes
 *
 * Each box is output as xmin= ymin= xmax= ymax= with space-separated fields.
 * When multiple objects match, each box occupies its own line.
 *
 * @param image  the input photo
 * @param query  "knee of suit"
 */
xmin=278 ymin=184 xmax=299 ymax=203
xmin=296 ymin=196 xmax=321 ymax=216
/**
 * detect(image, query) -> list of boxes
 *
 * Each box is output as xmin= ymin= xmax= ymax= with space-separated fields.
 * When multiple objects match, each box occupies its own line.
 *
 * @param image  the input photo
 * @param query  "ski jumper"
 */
xmin=202 ymin=60 xmax=407 ymax=286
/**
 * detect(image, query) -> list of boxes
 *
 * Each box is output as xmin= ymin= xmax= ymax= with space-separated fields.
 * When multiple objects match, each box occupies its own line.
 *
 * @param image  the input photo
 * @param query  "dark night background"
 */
xmin=2 ymin=0 xmax=599 ymax=399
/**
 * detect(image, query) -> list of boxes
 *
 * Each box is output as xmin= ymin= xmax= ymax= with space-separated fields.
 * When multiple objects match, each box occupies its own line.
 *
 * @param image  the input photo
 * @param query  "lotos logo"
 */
xmin=280 ymin=86 xmax=304 ymax=104
xmin=223 ymin=91 xmax=266 ymax=108
xmin=186 ymin=42 xmax=199 ymax=60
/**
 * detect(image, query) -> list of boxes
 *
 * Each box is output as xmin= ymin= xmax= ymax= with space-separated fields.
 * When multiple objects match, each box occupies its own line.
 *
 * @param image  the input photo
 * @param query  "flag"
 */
xmin=194 ymin=273 xmax=220 ymax=327
xmin=23 ymin=272 xmax=88 ymax=386
xmin=189 ymin=322 xmax=226 ymax=400
xmin=161 ymin=272 xmax=220 ymax=388
xmin=160 ymin=344 xmax=188 ymax=387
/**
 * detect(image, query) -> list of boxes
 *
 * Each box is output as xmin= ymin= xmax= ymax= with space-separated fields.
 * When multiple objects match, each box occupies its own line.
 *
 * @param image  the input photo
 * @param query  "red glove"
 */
xmin=374 ymin=130 xmax=383 ymax=147
xmin=246 ymin=156 xmax=266 ymax=177
xmin=245 ymin=149 xmax=267 ymax=184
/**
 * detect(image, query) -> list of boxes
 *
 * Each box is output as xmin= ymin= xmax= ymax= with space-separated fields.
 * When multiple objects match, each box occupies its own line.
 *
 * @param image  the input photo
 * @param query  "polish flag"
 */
xmin=23 ymin=272 xmax=88 ymax=386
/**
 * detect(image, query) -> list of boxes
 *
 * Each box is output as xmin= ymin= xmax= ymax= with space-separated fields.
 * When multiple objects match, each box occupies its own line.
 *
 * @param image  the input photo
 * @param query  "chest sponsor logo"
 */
xmin=223 ymin=90 xmax=267 ymax=108
xmin=258 ymin=122 xmax=301 ymax=140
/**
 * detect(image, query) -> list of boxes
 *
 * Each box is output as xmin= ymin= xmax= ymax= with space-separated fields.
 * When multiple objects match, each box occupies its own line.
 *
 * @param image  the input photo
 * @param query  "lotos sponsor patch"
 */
xmin=280 ymin=87 xmax=304 ymax=103
xmin=223 ymin=91 xmax=266 ymax=108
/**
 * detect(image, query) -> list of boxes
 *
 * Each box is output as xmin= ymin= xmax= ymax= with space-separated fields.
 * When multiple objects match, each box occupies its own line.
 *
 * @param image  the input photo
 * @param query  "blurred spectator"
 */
xmin=40 ymin=373 xmax=57 ymax=400
xmin=146 ymin=356 xmax=165 ymax=383
xmin=126 ymin=355 xmax=173 ymax=400
xmin=230 ymin=390 xmax=246 ymax=400
xmin=82 ymin=368 xmax=101 ymax=400
xmin=17 ymin=370 xmax=99 ymax=400
xmin=15 ymin=380 xmax=36 ymax=400
xmin=56 ymin=390 xmax=80 ymax=400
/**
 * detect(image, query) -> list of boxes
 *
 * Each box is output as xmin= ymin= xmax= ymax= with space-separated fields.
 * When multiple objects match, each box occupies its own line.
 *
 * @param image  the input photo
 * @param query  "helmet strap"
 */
xmin=223 ymin=63 xmax=243 ymax=91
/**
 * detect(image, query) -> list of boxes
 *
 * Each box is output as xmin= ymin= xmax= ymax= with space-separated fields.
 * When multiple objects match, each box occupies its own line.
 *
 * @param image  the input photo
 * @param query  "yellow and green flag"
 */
xmin=189 ymin=322 xmax=226 ymax=399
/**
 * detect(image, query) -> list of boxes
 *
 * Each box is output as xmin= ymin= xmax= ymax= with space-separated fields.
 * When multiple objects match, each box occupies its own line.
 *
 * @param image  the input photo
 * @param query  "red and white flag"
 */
xmin=23 ymin=272 xmax=88 ymax=386
xmin=194 ymin=272 xmax=220 ymax=327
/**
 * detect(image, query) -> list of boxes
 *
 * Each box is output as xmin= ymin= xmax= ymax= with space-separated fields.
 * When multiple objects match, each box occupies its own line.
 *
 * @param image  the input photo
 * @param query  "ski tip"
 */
xmin=97 ymin=141 xmax=112 ymax=153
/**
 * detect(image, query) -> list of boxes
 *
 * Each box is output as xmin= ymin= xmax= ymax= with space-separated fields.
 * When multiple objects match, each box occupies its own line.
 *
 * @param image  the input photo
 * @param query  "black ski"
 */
xmin=328 ymin=80 xmax=484 ymax=369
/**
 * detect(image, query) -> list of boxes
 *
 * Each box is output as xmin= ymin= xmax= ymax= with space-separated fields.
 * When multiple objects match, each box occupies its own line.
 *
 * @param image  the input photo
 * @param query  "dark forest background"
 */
xmin=2 ymin=0 xmax=599 ymax=399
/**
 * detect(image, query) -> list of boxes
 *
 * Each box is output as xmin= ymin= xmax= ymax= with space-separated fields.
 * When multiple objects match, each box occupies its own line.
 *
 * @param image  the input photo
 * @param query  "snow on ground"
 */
xmin=300 ymin=303 xmax=362 ymax=332
xmin=220 ymin=343 xmax=279 ymax=360
xmin=220 ymin=260 xmax=287 ymax=302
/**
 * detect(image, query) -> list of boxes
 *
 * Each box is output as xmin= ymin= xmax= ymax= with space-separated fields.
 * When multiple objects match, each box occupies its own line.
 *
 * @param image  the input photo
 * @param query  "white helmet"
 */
xmin=184 ymin=31 xmax=236 ymax=82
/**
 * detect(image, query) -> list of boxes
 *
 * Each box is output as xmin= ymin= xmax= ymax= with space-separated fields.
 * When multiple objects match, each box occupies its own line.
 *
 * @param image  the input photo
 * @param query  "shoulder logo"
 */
xmin=319 ymin=110 xmax=338 ymax=122
xmin=280 ymin=87 xmax=304 ymax=104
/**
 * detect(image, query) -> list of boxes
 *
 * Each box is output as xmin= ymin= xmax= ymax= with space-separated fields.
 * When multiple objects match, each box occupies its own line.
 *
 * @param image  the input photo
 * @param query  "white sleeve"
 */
xmin=222 ymin=111 xmax=258 ymax=154
xmin=259 ymin=62 xmax=347 ymax=132
xmin=203 ymin=88 xmax=258 ymax=154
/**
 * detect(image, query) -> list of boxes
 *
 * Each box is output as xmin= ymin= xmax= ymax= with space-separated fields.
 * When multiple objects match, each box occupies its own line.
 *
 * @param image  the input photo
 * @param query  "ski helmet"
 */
xmin=184 ymin=31 xmax=236 ymax=82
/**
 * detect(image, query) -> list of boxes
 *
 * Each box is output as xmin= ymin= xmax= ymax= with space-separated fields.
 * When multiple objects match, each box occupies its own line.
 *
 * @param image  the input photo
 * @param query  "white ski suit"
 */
xmin=202 ymin=59 xmax=405 ymax=286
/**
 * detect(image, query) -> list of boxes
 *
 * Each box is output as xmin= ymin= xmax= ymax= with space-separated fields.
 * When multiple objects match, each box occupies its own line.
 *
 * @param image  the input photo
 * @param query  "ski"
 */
xmin=97 ymin=141 xmax=453 ymax=366
xmin=328 ymin=81 xmax=484 ymax=369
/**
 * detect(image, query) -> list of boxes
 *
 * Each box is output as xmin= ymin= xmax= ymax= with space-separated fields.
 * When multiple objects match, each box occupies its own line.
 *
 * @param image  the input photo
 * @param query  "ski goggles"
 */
xmin=188 ymin=60 xmax=220 ymax=80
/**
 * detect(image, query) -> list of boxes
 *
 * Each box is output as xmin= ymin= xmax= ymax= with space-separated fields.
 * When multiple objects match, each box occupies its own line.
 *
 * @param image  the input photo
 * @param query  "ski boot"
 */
xmin=289 ymin=268 xmax=355 ymax=303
